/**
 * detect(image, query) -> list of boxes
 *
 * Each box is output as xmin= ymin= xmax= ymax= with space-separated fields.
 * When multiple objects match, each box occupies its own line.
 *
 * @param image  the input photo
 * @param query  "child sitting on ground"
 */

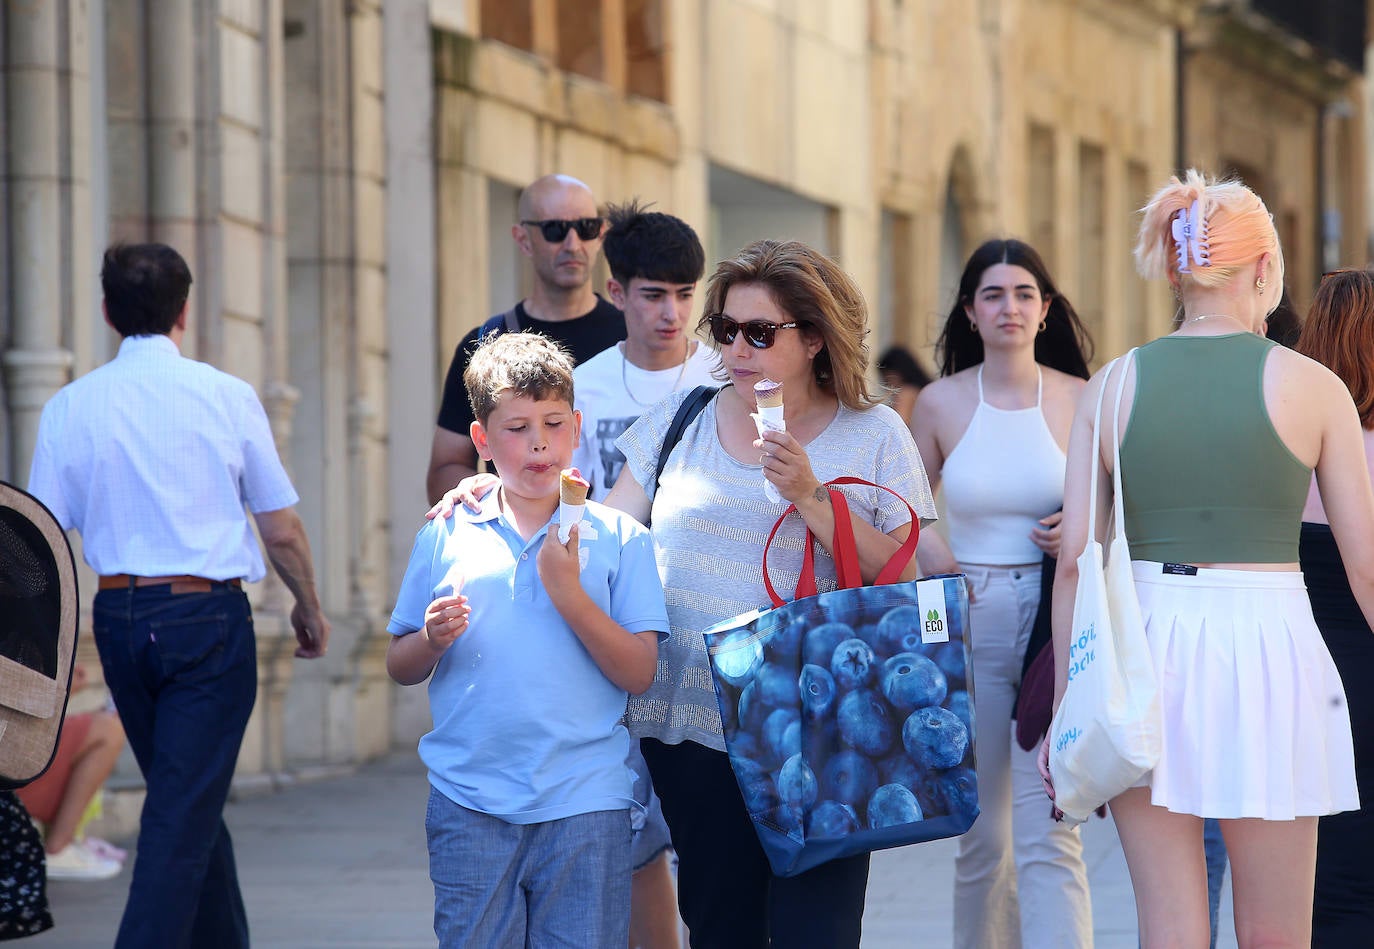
xmin=17 ymin=664 xmax=128 ymax=880
xmin=386 ymin=332 xmax=667 ymax=948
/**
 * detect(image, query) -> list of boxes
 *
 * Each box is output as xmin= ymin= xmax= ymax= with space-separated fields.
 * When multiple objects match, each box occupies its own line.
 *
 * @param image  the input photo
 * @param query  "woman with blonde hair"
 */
xmin=1295 ymin=268 xmax=1374 ymax=943
xmin=1042 ymin=170 xmax=1374 ymax=946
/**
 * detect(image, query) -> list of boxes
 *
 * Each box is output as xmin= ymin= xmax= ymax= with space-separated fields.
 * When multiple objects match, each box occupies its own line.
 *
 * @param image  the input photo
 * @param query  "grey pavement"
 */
xmin=32 ymin=752 xmax=1237 ymax=948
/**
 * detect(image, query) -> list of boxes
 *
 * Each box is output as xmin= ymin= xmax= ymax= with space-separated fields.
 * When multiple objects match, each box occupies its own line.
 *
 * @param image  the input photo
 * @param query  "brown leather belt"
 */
xmin=98 ymin=574 xmax=243 ymax=595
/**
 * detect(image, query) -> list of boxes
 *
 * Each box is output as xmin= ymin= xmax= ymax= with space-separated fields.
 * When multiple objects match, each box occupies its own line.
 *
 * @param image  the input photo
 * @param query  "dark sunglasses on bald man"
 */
xmin=520 ymin=217 xmax=604 ymax=243
xmin=706 ymin=314 xmax=805 ymax=349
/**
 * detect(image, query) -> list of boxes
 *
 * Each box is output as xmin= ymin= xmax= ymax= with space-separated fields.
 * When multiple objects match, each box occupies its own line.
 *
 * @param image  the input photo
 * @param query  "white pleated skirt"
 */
xmin=1130 ymin=562 xmax=1358 ymax=820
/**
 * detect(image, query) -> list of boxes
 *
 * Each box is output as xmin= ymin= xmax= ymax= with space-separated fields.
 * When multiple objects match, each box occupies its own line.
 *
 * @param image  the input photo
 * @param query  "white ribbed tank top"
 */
xmin=941 ymin=366 xmax=1066 ymax=565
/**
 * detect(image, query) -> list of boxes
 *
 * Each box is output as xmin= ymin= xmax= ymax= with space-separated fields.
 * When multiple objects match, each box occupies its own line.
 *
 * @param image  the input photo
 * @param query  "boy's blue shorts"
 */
xmin=629 ymin=742 xmax=673 ymax=871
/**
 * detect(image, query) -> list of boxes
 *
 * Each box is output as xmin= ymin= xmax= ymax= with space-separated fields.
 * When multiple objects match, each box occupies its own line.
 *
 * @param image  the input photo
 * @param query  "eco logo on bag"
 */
xmin=916 ymin=580 xmax=949 ymax=644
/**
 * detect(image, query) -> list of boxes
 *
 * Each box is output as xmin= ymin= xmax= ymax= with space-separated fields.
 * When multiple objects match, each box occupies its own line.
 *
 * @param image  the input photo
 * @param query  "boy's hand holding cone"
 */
xmin=558 ymin=467 xmax=590 ymax=543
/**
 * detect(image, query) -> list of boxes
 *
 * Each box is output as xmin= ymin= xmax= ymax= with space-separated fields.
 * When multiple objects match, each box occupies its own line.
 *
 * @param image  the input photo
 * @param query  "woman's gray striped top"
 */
xmin=617 ymin=388 xmax=937 ymax=751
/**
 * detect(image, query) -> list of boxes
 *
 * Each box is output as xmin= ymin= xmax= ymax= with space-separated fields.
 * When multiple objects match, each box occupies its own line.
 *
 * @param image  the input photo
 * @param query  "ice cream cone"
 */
xmin=559 ymin=468 xmax=590 ymax=544
xmin=749 ymin=384 xmax=785 ymax=503
xmin=560 ymin=468 xmax=590 ymax=506
xmin=754 ymin=378 xmax=784 ymax=409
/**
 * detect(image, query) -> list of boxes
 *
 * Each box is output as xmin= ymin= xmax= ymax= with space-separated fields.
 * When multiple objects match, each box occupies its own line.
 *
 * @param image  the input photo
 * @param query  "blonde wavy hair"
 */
xmin=698 ymin=239 xmax=880 ymax=410
xmin=1134 ymin=168 xmax=1283 ymax=291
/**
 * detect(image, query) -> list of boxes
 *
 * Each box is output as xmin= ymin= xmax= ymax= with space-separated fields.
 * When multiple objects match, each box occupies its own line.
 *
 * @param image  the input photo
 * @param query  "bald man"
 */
xmin=426 ymin=175 xmax=626 ymax=502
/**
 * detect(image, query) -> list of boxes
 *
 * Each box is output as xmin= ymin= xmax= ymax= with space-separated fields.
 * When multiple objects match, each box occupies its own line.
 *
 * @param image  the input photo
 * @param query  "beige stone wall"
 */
xmin=434 ymin=0 xmax=1189 ymax=385
xmin=280 ymin=0 xmax=394 ymax=769
xmin=869 ymin=0 xmax=1183 ymax=366
xmin=1181 ymin=14 xmax=1368 ymax=314
xmin=433 ymin=32 xmax=680 ymax=361
xmin=2 ymin=0 xmax=401 ymax=794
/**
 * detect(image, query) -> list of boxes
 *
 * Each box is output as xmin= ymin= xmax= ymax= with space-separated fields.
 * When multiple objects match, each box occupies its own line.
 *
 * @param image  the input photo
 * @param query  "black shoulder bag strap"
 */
xmin=477 ymin=308 xmax=520 ymax=342
xmin=648 ymin=385 xmax=719 ymax=526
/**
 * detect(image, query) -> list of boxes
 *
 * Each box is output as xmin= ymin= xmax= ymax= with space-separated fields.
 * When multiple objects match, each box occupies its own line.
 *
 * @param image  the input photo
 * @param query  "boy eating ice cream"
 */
xmin=385 ymin=331 xmax=667 ymax=948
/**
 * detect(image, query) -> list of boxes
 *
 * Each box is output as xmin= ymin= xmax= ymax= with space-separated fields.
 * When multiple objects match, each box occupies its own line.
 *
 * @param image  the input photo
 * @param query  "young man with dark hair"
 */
xmin=98 ymin=242 xmax=194 ymax=336
xmin=28 ymin=242 xmax=330 ymax=949
xmin=571 ymin=200 xmax=717 ymax=499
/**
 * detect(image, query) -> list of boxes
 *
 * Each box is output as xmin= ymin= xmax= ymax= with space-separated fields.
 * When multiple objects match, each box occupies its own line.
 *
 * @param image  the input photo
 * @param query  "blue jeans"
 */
xmin=425 ymin=787 xmax=631 ymax=948
xmin=92 ymin=583 xmax=256 ymax=949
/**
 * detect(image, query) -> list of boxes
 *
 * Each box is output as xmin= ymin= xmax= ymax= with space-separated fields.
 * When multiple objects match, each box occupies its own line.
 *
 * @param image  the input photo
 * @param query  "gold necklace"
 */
xmin=622 ymin=340 xmax=691 ymax=407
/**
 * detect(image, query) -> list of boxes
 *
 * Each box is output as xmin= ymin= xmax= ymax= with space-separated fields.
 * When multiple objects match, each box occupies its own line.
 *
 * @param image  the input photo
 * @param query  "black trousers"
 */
xmin=640 ymin=738 xmax=870 ymax=949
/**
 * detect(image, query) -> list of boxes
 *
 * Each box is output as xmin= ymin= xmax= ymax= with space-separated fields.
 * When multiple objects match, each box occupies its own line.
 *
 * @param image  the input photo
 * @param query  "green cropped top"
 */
xmin=1119 ymin=333 xmax=1311 ymax=564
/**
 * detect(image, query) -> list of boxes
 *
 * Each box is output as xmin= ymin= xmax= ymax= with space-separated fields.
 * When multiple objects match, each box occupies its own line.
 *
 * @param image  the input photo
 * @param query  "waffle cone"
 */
xmin=754 ymin=378 xmax=784 ymax=409
xmin=560 ymin=468 xmax=590 ymax=505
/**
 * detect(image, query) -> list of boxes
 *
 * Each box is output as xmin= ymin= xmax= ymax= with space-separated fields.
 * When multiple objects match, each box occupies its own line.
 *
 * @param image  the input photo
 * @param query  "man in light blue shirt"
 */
xmin=387 ymin=331 xmax=667 ymax=947
xmin=28 ymin=242 xmax=329 ymax=949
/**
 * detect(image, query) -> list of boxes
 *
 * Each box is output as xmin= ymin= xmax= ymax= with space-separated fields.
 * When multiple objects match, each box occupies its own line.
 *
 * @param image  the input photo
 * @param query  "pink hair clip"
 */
xmin=1171 ymin=199 xmax=1210 ymax=274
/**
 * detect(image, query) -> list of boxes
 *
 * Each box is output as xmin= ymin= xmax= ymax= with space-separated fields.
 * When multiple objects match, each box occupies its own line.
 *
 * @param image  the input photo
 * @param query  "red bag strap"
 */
xmin=829 ymin=477 xmax=921 ymax=585
xmin=792 ymin=489 xmax=857 ymax=601
xmin=831 ymin=490 xmax=862 ymax=589
xmin=760 ymin=478 xmax=921 ymax=608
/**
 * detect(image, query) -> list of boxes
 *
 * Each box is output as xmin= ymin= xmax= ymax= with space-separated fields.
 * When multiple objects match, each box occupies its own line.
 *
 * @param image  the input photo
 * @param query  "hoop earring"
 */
xmin=1038 ymin=319 xmax=1047 ymax=333
xmin=969 ymin=319 xmax=978 ymax=333
xmin=1256 ymin=276 xmax=1267 ymax=293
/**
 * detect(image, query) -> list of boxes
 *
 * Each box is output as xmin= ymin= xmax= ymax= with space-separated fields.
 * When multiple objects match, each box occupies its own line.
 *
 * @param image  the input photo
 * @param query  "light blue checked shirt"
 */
xmin=27 ymin=334 xmax=298 ymax=582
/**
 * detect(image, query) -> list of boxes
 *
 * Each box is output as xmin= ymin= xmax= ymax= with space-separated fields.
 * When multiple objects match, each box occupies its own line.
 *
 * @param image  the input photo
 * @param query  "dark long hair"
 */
xmin=935 ymin=239 xmax=1093 ymax=379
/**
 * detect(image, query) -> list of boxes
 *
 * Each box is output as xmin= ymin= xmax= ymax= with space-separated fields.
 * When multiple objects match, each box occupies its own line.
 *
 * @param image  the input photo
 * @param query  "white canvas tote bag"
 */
xmin=1048 ymin=351 xmax=1162 ymax=822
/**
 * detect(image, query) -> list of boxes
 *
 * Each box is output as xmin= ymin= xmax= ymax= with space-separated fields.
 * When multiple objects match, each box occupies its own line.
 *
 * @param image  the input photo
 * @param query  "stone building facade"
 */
xmin=0 ymin=0 xmax=1367 ymax=795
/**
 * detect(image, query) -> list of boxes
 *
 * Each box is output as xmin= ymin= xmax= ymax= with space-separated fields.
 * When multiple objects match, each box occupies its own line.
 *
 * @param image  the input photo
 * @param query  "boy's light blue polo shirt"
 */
xmin=388 ymin=490 xmax=668 ymax=824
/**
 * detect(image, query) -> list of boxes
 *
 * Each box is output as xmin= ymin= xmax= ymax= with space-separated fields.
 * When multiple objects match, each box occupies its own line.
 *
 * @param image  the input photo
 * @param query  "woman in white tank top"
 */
xmin=911 ymin=239 xmax=1095 ymax=949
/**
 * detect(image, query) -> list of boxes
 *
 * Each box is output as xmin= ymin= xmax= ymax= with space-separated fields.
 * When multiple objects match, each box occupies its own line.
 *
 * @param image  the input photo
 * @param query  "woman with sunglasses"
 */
xmin=603 ymin=239 xmax=936 ymax=948
xmin=910 ymin=238 xmax=1094 ymax=949
xmin=1293 ymin=269 xmax=1374 ymax=944
xmin=1043 ymin=171 xmax=1374 ymax=946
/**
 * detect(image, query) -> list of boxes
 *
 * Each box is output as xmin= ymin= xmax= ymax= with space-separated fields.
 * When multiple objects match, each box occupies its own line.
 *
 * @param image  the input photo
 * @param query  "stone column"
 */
xmin=281 ymin=0 xmax=392 ymax=767
xmin=146 ymin=1 xmax=198 ymax=254
xmin=386 ymin=0 xmax=440 ymax=746
xmin=4 ymin=0 xmax=77 ymax=481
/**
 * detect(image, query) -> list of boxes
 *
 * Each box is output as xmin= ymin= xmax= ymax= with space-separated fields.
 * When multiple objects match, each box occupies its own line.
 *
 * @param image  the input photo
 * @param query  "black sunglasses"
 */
xmin=706 ymin=314 xmax=804 ymax=349
xmin=520 ymin=217 xmax=604 ymax=242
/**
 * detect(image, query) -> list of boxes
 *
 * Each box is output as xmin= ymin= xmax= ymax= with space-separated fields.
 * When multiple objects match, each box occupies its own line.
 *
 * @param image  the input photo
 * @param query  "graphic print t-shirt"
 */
xmin=571 ymin=341 xmax=718 ymax=500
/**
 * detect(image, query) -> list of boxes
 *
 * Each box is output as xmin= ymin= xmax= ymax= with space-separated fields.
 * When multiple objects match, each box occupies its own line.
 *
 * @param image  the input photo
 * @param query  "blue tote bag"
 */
xmin=703 ymin=478 xmax=976 ymax=877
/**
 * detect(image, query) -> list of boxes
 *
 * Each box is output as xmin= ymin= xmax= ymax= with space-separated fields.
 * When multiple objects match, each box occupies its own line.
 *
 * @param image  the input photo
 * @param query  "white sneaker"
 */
xmin=45 ymin=841 xmax=121 ymax=881
xmin=83 ymin=836 xmax=129 ymax=863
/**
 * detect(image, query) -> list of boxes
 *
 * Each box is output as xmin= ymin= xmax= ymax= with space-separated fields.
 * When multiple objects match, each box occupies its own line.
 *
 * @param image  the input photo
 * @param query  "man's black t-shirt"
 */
xmin=435 ymin=295 xmax=626 ymax=435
